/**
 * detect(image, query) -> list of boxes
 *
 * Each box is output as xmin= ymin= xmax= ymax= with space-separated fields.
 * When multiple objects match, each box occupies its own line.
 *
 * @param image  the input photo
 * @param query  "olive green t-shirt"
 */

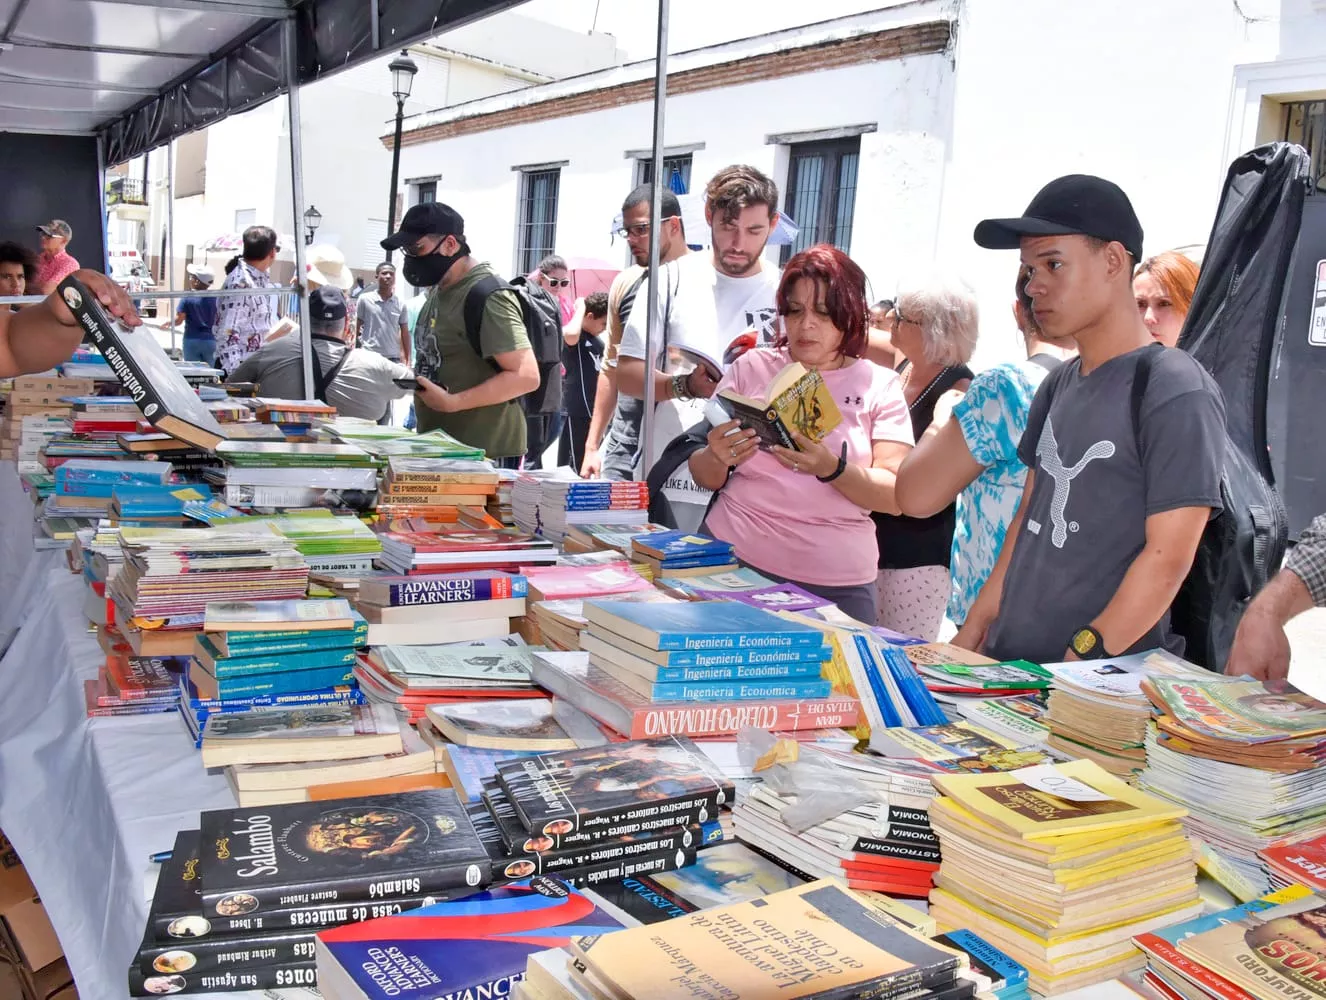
xmin=413 ymin=262 xmax=531 ymax=459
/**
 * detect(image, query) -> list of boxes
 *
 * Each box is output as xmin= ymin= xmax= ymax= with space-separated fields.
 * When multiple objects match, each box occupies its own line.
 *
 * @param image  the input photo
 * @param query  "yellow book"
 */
xmin=572 ymin=880 xmax=963 ymax=1000
xmin=931 ymin=759 xmax=1187 ymax=841
xmin=716 ymin=362 xmax=843 ymax=449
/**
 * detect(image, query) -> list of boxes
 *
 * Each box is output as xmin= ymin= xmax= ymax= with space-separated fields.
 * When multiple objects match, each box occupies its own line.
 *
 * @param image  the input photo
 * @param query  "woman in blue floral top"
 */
xmin=894 ymin=271 xmax=1076 ymax=627
xmin=214 ymin=226 xmax=280 ymax=375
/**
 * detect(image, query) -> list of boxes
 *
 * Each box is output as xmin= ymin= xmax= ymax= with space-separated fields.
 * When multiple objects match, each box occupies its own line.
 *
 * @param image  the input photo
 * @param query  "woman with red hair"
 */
xmin=1134 ymin=251 xmax=1200 ymax=348
xmin=689 ymin=245 xmax=914 ymax=623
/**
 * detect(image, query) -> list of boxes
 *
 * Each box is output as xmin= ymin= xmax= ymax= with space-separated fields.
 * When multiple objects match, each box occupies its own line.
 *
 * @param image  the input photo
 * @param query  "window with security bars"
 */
xmin=416 ymin=181 xmax=436 ymax=204
xmin=516 ymin=168 xmax=561 ymax=275
xmin=780 ymin=137 xmax=860 ymax=264
xmin=1283 ymin=100 xmax=1326 ymax=192
xmin=636 ymin=154 xmax=693 ymax=194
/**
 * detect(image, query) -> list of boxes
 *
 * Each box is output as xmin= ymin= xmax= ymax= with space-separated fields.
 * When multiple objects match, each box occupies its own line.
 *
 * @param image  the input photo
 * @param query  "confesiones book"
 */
xmin=198 ymin=790 xmax=491 ymax=917
xmin=315 ymin=877 xmax=626 ymax=1000
xmin=128 ymin=963 xmax=317 ymax=996
xmin=495 ymin=736 xmax=732 ymax=838
xmin=358 ymin=571 xmax=528 ymax=607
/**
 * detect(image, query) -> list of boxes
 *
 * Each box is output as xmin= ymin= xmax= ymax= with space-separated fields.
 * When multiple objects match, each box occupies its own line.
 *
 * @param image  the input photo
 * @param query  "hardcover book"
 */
xmin=198 ymin=789 xmax=491 ymax=916
xmin=57 ymin=276 xmax=230 ymax=450
xmin=715 ymin=361 xmax=843 ymax=450
xmin=315 ymin=878 xmax=626 ymax=1000
xmin=494 ymin=735 xmax=732 ymax=838
xmin=137 ymin=926 xmax=315 ymax=978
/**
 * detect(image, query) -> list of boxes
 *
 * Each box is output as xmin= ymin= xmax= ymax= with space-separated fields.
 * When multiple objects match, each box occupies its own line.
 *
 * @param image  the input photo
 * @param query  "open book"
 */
xmin=715 ymin=361 xmax=843 ymax=450
xmin=673 ymin=331 xmax=759 ymax=381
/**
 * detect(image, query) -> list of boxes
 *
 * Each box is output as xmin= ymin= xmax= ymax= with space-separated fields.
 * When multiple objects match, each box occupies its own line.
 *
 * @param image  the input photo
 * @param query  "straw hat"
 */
xmin=305 ymin=244 xmax=354 ymax=290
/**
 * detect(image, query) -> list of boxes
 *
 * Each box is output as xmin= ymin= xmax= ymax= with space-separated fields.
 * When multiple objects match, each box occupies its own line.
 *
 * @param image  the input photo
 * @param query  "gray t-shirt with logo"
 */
xmin=984 ymin=345 xmax=1226 ymax=663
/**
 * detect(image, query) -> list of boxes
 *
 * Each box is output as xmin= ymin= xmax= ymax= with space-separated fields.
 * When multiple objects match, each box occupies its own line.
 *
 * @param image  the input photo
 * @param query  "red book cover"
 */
xmin=1132 ymin=934 xmax=1256 ymax=1000
xmin=383 ymin=530 xmax=548 ymax=553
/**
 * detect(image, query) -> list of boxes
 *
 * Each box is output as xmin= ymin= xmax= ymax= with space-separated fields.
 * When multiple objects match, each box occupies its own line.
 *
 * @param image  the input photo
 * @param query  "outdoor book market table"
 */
xmin=0 ymin=466 xmax=279 ymax=998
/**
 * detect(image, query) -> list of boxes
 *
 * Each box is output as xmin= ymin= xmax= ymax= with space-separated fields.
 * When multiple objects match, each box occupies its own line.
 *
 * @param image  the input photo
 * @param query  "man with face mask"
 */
xmin=381 ymin=203 xmax=540 ymax=466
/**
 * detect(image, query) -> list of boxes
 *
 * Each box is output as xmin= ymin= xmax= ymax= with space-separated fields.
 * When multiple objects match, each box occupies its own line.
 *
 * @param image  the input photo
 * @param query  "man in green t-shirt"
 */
xmin=381 ymin=203 xmax=539 ymax=464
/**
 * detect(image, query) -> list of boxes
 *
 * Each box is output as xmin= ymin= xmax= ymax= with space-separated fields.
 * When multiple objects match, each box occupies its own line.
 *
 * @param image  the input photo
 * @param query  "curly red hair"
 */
xmin=775 ymin=244 xmax=869 ymax=359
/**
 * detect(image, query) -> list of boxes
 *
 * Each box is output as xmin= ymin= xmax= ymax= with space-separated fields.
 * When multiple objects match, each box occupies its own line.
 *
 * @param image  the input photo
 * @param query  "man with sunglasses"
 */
xmin=380 ymin=203 xmax=540 ymax=466
xmin=523 ymin=254 xmax=572 ymax=468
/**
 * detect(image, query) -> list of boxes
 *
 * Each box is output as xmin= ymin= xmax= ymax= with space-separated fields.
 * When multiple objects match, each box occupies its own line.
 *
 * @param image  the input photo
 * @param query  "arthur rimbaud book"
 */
xmin=582 ymin=599 xmax=824 ymax=651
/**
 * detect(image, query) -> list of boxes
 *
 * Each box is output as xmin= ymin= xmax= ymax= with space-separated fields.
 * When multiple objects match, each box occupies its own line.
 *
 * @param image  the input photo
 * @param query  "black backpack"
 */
xmin=462 ymin=273 xmax=563 ymax=369
xmin=1129 ymin=345 xmax=1287 ymax=671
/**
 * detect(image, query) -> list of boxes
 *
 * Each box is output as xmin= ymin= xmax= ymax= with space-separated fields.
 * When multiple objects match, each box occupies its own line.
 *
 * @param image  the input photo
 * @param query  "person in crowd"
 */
xmin=356 ymin=262 xmax=410 ymax=365
xmin=228 ymin=287 xmax=411 ymax=421
xmin=956 ymin=174 xmax=1226 ymax=663
xmin=1227 ymin=513 xmax=1326 ymax=680
xmin=871 ymin=272 xmax=977 ymax=640
xmin=351 ymin=277 xmax=367 ymax=299
xmin=32 ymin=220 xmax=79 ymax=295
xmin=0 ymin=269 xmax=138 ymax=377
xmin=0 ymin=241 xmax=35 ymax=304
xmin=214 ymin=225 xmax=280 ymax=375
xmin=401 ymin=286 xmax=429 ymax=431
xmin=381 ymin=202 xmax=539 ymax=467
xmin=305 ymin=244 xmax=354 ymax=293
xmin=894 ymin=270 xmax=1076 ymax=630
xmin=689 ymin=245 xmax=913 ymax=624
xmin=174 ymin=264 xmax=218 ymax=364
xmin=1134 ymin=250 xmax=1200 ymax=348
xmin=581 ymin=185 xmax=689 ymax=479
xmin=523 ymin=253 xmax=571 ymax=469
xmin=559 ymin=291 xmax=609 ymax=472
xmin=617 ymin=164 xmax=781 ymax=529
xmin=865 ymin=298 xmax=901 ymax=370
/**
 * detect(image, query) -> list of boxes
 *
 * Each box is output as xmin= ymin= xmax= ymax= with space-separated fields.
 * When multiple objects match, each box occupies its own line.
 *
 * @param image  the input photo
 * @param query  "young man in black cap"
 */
xmin=380 ymin=202 xmax=539 ymax=465
xmin=954 ymin=174 xmax=1226 ymax=664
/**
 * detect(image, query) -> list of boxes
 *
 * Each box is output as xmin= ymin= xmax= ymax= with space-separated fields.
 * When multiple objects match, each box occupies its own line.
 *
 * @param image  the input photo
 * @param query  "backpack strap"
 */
xmin=308 ymin=337 xmax=351 ymax=404
xmin=462 ymin=275 xmax=509 ymax=374
xmin=1130 ymin=344 xmax=1163 ymax=455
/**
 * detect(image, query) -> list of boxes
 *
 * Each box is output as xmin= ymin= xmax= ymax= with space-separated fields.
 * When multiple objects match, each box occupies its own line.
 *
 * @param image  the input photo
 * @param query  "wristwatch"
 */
xmin=670 ymin=372 xmax=694 ymax=402
xmin=1069 ymin=625 xmax=1109 ymax=659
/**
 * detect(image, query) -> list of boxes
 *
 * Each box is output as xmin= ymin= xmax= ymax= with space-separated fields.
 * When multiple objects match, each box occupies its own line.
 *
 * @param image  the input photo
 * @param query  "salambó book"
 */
xmin=715 ymin=360 xmax=844 ymax=450
xmin=197 ymin=789 xmax=491 ymax=916
xmin=494 ymin=735 xmax=732 ymax=839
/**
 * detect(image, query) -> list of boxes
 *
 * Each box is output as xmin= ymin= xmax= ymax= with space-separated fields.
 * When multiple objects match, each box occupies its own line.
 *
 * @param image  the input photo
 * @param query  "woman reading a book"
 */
xmin=688 ymin=245 xmax=913 ymax=625
xmin=0 ymin=268 xmax=139 ymax=378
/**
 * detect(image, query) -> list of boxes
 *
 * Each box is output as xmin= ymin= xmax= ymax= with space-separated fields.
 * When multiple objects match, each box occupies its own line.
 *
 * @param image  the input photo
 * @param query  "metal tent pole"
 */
xmin=96 ymin=133 xmax=110 ymax=275
xmin=639 ymin=0 xmax=670 ymax=479
xmin=165 ymin=137 xmax=176 ymax=353
xmin=284 ymin=18 xmax=314 ymax=400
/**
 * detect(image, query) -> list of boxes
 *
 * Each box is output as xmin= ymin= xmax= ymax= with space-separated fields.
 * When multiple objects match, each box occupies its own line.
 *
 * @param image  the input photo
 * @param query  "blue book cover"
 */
xmin=112 ymin=483 xmax=213 ymax=516
xmin=585 ymin=600 xmax=823 ymax=651
xmin=316 ymin=879 xmax=625 ymax=1000
xmin=647 ymin=659 xmax=827 ymax=683
xmin=218 ymin=613 xmax=368 ymax=649
xmin=442 ymin=746 xmax=544 ymax=803
xmin=177 ymin=675 xmax=363 ymax=712
xmin=194 ymin=661 xmax=355 ymax=701
xmin=631 ymin=530 xmax=733 ymax=560
xmin=610 ymin=645 xmax=832 ymax=669
xmin=880 ymin=646 xmax=948 ymax=726
xmin=209 ymin=628 xmax=366 ymax=658
xmin=54 ymin=459 xmax=172 ymax=496
xmin=933 ymin=930 xmax=1027 ymax=990
xmin=196 ymin=635 xmax=358 ymax=679
xmin=854 ymin=634 xmax=903 ymax=727
xmin=1148 ymin=892 xmax=1293 ymax=946
xmin=651 ymin=553 xmax=738 ymax=570
xmin=644 ymin=678 xmax=832 ymax=702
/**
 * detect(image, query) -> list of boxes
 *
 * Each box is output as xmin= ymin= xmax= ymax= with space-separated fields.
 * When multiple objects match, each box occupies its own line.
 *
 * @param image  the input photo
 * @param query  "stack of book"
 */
xmin=85 ymin=652 xmax=182 ymax=717
xmin=376 ymin=456 xmax=498 ymax=520
xmin=436 ymin=743 xmax=544 ymax=804
xmin=527 ymin=590 xmax=677 ymax=651
xmin=130 ymin=788 xmax=493 ymax=994
xmin=629 ymin=530 xmax=737 ymax=577
xmin=475 ymin=736 xmax=730 ymax=888
xmin=0 ymin=374 xmax=93 ymax=472
xmin=212 ymin=440 xmax=379 ymax=510
xmin=522 ymin=561 xmax=654 ymax=603
xmin=64 ymin=394 xmax=144 ymax=437
xmin=1042 ymin=649 xmax=1207 ymax=776
xmin=353 ymin=569 xmax=527 ymax=645
xmin=561 ymin=521 xmax=666 ymax=556
xmin=1261 ymin=833 xmax=1326 ymax=891
xmin=521 ymin=477 xmax=652 ymax=543
xmin=376 ymin=529 xmax=558 ymax=577
xmin=262 ymin=512 xmax=382 ymax=576
xmin=927 ymin=759 xmax=1202 ymax=995
xmin=1140 ymin=674 xmax=1326 ymax=896
xmin=354 ymin=637 xmax=543 ymax=721
xmin=654 ymin=564 xmax=778 ymax=598
xmin=551 ymin=880 xmax=967 ymax=1000
xmin=951 ymin=694 xmax=1051 ymax=748
xmin=491 ymin=468 xmax=516 ymax=525
xmin=200 ymin=702 xmax=437 ymax=807
xmin=44 ymin=457 xmax=172 ymax=520
xmin=180 ymin=599 xmax=368 ymax=742
xmin=530 ymin=601 xmax=860 ymax=740
xmin=251 ymin=396 xmax=337 ymax=437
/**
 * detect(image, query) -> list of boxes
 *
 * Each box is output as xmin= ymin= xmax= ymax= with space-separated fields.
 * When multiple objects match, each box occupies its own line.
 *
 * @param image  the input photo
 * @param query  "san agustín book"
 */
xmin=198 ymin=789 xmax=491 ymax=918
xmin=495 ymin=735 xmax=733 ymax=840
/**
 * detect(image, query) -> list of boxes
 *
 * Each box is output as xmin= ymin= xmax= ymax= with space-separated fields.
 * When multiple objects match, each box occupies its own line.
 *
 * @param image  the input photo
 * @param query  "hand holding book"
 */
xmin=772 ymin=430 xmax=841 ymax=478
xmin=705 ymin=419 xmax=758 ymax=468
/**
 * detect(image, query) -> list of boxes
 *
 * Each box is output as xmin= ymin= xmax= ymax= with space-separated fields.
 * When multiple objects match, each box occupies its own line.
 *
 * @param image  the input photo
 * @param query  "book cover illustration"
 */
xmin=198 ymin=790 xmax=490 ymax=915
xmin=201 ymin=702 xmax=397 ymax=743
xmin=380 ymin=646 xmax=534 ymax=683
xmin=693 ymin=583 xmax=832 ymax=613
xmin=315 ymin=877 xmax=625 ymax=1000
xmin=1146 ymin=676 xmax=1326 ymax=744
xmin=1178 ymin=893 xmax=1326 ymax=1000
xmin=716 ymin=362 xmax=843 ymax=450
xmin=429 ymin=699 xmax=570 ymax=745
xmin=496 ymin=736 xmax=731 ymax=836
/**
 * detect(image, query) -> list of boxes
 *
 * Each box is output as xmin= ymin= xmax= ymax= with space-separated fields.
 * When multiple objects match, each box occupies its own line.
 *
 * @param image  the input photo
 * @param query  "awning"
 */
xmin=0 ymin=0 xmax=526 ymax=164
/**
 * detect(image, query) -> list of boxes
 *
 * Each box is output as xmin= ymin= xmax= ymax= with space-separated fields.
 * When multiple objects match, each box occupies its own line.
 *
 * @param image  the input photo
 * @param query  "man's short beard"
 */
xmin=715 ymin=249 xmax=763 ymax=277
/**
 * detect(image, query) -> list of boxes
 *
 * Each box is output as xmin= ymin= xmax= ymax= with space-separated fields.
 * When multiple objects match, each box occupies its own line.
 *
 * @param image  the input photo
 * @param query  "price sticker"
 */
xmin=1009 ymin=764 xmax=1114 ymax=802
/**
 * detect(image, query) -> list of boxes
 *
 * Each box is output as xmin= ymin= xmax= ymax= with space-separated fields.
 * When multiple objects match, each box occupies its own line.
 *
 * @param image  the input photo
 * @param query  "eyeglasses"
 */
xmin=891 ymin=309 xmax=919 ymax=330
xmin=403 ymin=235 xmax=446 ymax=258
xmin=615 ymin=215 xmax=680 ymax=239
xmin=545 ymin=277 xmax=571 ymax=288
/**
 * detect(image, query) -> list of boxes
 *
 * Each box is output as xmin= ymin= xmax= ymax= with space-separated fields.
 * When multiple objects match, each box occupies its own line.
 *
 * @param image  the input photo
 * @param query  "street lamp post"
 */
xmin=303 ymin=204 xmax=322 ymax=246
xmin=385 ymin=50 xmax=418 ymax=263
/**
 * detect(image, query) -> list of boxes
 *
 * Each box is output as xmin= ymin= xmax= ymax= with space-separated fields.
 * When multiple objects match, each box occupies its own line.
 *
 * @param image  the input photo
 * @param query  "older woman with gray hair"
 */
xmin=871 ymin=271 xmax=979 ymax=639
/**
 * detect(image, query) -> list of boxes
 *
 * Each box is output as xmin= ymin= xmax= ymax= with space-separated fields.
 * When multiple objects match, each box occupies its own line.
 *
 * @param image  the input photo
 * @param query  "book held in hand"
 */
xmin=715 ymin=360 xmax=843 ymax=450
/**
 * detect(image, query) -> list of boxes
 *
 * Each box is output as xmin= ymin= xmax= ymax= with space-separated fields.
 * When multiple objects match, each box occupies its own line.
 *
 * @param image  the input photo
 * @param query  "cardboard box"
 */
xmin=31 ymin=957 xmax=73 ymax=1000
xmin=2 ymin=897 xmax=62 ymax=972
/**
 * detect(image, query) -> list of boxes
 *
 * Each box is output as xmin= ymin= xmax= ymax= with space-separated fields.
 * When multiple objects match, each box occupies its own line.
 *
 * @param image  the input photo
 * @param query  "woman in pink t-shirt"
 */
xmin=690 ymin=245 xmax=914 ymax=624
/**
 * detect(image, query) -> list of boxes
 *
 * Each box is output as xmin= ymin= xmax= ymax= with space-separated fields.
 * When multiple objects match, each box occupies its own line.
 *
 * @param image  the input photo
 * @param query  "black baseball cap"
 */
xmin=309 ymin=286 xmax=347 ymax=321
xmin=974 ymin=174 xmax=1144 ymax=260
xmin=380 ymin=202 xmax=465 ymax=251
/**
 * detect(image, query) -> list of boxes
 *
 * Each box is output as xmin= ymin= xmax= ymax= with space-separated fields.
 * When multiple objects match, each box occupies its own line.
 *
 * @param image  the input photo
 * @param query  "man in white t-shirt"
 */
xmin=616 ymin=164 xmax=781 ymax=529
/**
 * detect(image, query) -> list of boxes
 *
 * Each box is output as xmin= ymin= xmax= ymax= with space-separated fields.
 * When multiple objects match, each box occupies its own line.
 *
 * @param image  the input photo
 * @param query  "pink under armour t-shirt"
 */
xmin=704 ymin=347 xmax=913 ymax=587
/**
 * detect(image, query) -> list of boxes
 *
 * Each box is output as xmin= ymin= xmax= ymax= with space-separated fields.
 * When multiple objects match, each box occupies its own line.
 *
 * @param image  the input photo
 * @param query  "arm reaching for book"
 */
xmin=0 ymin=269 xmax=140 ymax=378
xmin=773 ymin=433 xmax=911 ymax=514
xmin=954 ymin=471 xmax=1034 ymax=651
xmin=415 ymin=347 xmax=539 ymax=414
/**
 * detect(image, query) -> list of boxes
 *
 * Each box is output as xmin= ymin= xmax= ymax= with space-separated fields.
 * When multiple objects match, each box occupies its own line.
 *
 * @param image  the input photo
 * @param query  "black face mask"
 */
xmin=402 ymin=242 xmax=467 ymax=287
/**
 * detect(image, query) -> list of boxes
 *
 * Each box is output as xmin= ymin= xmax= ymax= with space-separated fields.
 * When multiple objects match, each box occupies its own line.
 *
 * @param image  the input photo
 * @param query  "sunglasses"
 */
xmin=544 ymin=277 xmax=571 ymax=288
xmin=615 ymin=215 xmax=680 ymax=239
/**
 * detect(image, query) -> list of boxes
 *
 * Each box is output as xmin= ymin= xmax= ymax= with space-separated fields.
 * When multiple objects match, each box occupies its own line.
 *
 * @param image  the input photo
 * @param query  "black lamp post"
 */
xmin=385 ymin=49 xmax=419 ymax=263
xmin=302 ymin=204 xmax=322 ymax=246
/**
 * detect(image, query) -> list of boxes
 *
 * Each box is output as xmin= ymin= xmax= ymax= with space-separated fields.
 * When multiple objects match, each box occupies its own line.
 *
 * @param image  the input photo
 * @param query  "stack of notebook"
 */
xmin=514 ymin=474 xmax=652 ymax=543
xmin=250 ymin=396 xmax=337 ymax=437
xmin=212 ymin=439 xmax=378 ymax=510
xmin=376 ymin=529 xmax=558 ymax=577
xmin=355 ymin=638 xmax=545 ymax=723
xmin=376 ymin=456 xmax=499 ymax=520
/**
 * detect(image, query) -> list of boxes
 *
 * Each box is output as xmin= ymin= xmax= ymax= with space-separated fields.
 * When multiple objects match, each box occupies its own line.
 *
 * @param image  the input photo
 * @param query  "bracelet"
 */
xmin=670 ymin=372 xmax=693 ymax=401
xmin=816 ymin=443 xmax=849 ymax=483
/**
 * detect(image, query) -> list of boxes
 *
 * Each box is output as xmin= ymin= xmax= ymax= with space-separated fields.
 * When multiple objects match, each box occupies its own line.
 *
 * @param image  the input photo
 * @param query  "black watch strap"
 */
xmin=816 ymin=442 xmax=849 ymax=483
xmin=1069 ymin=625 xmax=1109 ymax=659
